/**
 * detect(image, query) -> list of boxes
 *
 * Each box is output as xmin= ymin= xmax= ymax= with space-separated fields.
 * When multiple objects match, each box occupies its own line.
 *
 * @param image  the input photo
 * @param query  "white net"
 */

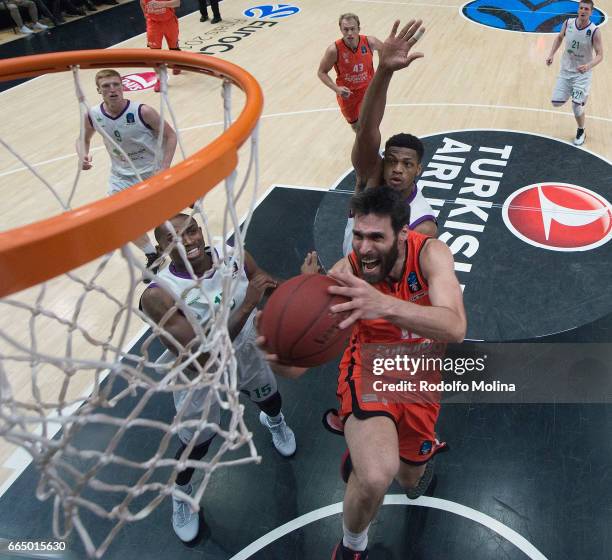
xmin=0 ymin=60 xmax=260 ymax=557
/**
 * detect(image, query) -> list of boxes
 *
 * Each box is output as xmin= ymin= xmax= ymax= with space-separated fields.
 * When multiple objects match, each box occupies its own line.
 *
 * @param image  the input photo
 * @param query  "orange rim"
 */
xmin=0 ymin=49 xmax=263 ymax=297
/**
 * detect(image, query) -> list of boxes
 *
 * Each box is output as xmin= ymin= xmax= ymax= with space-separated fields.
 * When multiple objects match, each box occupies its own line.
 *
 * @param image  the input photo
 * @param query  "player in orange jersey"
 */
xmin=327 ymin=185 xmax=466 ymax=559
xmin=141 ymin=0 xmax=182 ymax=92
xmin=318 ymin=13 xmax=382 ymax=131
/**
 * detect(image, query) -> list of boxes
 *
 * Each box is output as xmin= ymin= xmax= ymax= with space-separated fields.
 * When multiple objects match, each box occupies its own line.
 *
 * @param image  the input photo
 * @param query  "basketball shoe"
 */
xmin=259 ymin=412 xmax=296 ymax=457
xmin=573 ymin=128 xmax=586 ymax=146
xmin=172 ymin=483 xmax=200 ymax=542
xmin=332 ymin=541 xmax=369 ymax=559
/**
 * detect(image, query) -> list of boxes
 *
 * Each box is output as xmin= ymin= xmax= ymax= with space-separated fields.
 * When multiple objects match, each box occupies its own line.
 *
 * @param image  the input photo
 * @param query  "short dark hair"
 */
xmin=350 ymin=186 xmax=410 ymax=234
xmin=154 ymin=213 xmax=191 ymax=243
xmin=579 ymin=0 xmax=594 ymax=7
xmin=385 ymin=133 xmax=425 ymax=162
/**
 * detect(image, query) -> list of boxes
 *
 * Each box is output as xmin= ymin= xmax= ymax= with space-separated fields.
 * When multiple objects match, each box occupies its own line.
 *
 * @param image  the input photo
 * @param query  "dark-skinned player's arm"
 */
xmin=328 ymin=239 xmax=466 ymax=342
xmin=351 ymin=19 xmax=426 ymax=192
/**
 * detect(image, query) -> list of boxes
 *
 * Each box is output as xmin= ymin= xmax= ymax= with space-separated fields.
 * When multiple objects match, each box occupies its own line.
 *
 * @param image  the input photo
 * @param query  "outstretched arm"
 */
xmin=351 ymin=20 xmax=426 ymax=183
xmin=546 ymin=20 xmax=567 ymax=65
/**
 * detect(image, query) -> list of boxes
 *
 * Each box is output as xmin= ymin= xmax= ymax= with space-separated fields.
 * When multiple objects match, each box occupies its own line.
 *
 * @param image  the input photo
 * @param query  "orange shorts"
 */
xmin=337 ymin=87 xmax=367 ymax=124
xmin=337 ymin=365 xmax=443 ymax=464
xmin=146 ymin=17 xmax=179 ymax=49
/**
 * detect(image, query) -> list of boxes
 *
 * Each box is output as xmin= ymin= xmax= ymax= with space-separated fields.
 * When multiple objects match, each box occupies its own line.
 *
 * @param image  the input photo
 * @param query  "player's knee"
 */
xmin=572 ymin=102 xmax=585 ymax=117
xmin=353 ymin=458 xmax=398 ymax=496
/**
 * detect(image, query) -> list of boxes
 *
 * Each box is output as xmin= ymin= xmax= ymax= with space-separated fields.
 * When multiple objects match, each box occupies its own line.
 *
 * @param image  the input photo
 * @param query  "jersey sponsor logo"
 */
xmin=586 ymin=28 xmax=592 ymax=36
xmin=502 ymin=183 xmax=612 ymax=251
xmin=462 ymin=0 xmax=606 ymax=33
xmin=126 ymin=113 xmax=135 ymax=124
xmin=243 ymin=4 xmax=300 ymax=19
xmin=121 ymin=72 xmax=157 ymax=91
xmin=407 ymin=271 xmax=422 ymax=293
xmin=361 ymin=45 xmax=367 ymax=54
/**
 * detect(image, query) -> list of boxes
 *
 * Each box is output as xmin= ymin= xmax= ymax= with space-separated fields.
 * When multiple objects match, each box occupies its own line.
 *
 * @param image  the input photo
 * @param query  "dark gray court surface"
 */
xmin=1 ymin=185 xmax=612 ymax=560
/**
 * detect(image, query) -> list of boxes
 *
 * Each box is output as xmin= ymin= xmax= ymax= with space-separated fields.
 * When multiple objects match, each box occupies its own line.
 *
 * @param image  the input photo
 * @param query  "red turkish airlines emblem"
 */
xmin=121 ymin=72 xmax=157 ymax=92
xmin=502 ymin=183 xmax=612 ymax=251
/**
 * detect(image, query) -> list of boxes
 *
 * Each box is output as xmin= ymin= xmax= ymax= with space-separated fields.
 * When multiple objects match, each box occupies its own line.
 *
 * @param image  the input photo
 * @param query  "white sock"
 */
xmin=342 ymin=521 xmax=369 ymax=552
xmin=142 ymin=242 xmax=156 ymax=254
xmin=176 ymin=482 xmax=192 ymax=494
xmin=266 ymin=412 xmax=283 ymax=424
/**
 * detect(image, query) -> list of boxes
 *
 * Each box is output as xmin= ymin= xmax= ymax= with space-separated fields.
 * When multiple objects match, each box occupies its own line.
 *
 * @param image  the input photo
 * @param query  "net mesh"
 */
xmin=0 ymin=62 xmax=260 ymax=557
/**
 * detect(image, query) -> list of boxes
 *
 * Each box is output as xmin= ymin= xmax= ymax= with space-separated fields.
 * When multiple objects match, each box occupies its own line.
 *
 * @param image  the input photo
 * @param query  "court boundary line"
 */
xmin=228 ymin=494 xmax=549 ymax=560
xmin=3 ymin=103 xmax=611 ymax=179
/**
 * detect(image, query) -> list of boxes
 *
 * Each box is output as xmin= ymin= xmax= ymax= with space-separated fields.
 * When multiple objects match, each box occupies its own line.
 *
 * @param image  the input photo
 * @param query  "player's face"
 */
xmin=340 ymin=18 xmax=360 ymax=49
xmin=382 ymin=147 xmax=422 ymax=196
xmin=577 ymin=2 xmax=593 ymax=21
xmin=160 ymin=216 xmax=208 ymax=269
xmin=97 ymin=76 xmax=124 ymax=105
xmin=352 ymin=213 xmax=400 ymax=284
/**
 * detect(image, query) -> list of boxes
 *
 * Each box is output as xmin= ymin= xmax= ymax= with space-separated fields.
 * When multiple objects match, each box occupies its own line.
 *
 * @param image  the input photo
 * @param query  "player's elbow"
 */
xmin=450 ymin=316 xmax=467 ymax=343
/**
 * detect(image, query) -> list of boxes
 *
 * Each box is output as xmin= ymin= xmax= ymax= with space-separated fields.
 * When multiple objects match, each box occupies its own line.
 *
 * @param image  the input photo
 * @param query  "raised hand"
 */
xmin=379 ymin=19 xmax=426 ymax=73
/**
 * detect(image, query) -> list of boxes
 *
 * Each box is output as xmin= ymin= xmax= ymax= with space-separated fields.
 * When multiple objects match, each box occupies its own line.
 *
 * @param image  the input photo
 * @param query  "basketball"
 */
xmin=260 ymin=274 xmax=352 ymax=367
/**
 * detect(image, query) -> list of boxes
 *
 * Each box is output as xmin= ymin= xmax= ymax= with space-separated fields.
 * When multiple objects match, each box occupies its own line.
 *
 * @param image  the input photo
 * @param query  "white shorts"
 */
xmin=551 ymin=72 xmax=592 ymax=105
xmin=343 ymin=185 xmax=437 ymax=256
xmin=168 ymin=313 xmax=278 ymax=445
xmin=108 ymin=169 xmax=157 ymax=195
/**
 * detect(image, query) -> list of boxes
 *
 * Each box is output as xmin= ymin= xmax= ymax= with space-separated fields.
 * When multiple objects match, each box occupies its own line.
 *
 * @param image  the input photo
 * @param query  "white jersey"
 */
xmin=89 ymin=100 xmax=159 ymax=177
xmin=343 ymin=183 xmax=437 ymax=256
xmin=154 ymin=244 xmax=253 ymax=347
xmin=561 ymin=18 xmax=598 ymax=76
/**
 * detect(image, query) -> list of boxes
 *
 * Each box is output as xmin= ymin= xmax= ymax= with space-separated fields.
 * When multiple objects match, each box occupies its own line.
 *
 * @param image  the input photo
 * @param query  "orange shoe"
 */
xmin=153 ymin=80 xmax=160 ymax=93
xmin=172 ymin=67 xmax=181 ymax=75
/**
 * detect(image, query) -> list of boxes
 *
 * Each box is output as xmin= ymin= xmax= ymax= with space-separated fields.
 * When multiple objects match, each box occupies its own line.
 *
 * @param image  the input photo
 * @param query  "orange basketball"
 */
xmin=260 ymin=274 xmax=351 ymax=367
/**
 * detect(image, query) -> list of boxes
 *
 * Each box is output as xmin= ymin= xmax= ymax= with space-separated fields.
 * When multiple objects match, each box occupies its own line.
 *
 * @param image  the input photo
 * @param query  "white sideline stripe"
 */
xmin=3 ymin=102 xmax=611 ymax=179
xmin=228 ymin=495 xmax=549 ymax=560
xmin=0 ymin=326 xmax=150 ymax=498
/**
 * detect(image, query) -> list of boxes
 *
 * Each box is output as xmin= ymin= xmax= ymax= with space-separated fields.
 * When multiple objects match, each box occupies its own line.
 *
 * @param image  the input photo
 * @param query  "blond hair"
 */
xmin=95 ymin=69 xmax=122 ymax=87
xmin=339 ymin=13 xmax=360 ymax=27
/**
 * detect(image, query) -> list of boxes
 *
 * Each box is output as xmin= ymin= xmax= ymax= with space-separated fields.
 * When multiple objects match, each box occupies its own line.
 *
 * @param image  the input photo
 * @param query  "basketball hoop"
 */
xmin=0 ymin=50 xmax=263 ymax=558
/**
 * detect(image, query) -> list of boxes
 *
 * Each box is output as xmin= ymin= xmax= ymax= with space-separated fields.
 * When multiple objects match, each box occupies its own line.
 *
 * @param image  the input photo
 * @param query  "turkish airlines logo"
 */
xmin=502 ymin=183 xmax=612 ymax=251
xmin=121 ymin=72 xmax=157 ymax=92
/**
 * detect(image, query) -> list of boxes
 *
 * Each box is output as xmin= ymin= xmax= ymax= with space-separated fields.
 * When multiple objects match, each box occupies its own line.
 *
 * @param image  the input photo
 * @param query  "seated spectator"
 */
xmin=0 ymin=0 xmax=49 ymax=33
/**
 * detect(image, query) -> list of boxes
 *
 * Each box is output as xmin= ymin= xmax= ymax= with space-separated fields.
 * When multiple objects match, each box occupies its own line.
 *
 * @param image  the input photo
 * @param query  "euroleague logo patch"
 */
xmin=461 ymin=0 xmax=606 ymax=33
xmin=121 ymin=72 xmax=157 ymax=91
xmin=503 ymin=183 xmax=612 ymax=251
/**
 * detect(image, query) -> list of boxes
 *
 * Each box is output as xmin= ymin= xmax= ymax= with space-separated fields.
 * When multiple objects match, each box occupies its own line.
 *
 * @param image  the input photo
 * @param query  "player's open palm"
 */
xmin=327 ymin=271 xmax=391 ymax=329
xmin=379 ymin=19 xmax=425 ymax=72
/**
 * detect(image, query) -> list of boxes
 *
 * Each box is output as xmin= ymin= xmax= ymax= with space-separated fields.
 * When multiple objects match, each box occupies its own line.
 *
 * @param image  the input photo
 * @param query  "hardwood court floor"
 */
xmin=0 ymin=0 xmax=611 ymax=556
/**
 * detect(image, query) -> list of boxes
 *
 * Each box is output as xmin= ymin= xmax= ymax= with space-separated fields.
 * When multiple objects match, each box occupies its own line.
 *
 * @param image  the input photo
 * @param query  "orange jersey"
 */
xmin=334 ymin=35 xmax=375 ymax=91
xmin=345 ymin=230 xmax=432 ymax=346
xmin=143 ymin=0 xmax=175 ymax=22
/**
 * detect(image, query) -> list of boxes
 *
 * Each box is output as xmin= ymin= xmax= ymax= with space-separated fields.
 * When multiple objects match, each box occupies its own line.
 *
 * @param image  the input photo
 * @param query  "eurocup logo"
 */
xmin=502 ymin=183 xmax=612 ymax=251
xmin=243 ymin=4 xmax=300 ymax=19
xmin=462 ymin=0 xmax=606 ymax=33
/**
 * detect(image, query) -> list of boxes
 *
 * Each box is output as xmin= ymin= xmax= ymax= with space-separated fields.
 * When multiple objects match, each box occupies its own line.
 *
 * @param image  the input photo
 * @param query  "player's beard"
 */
xmin=358 ymin=238 xmax=399 ymax=284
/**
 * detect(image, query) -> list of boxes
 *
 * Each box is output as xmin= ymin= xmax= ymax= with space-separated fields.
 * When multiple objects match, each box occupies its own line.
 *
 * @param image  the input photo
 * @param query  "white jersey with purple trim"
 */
xmin=342 ymin=183 xmax=436 ymax=256
xmin=89 ymin=100 xmax=159 ymax=177
xmin=154 ymin=244 xmax=253 ymax=347
xmin=560 ymin=18 xmax=598 ymax=77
